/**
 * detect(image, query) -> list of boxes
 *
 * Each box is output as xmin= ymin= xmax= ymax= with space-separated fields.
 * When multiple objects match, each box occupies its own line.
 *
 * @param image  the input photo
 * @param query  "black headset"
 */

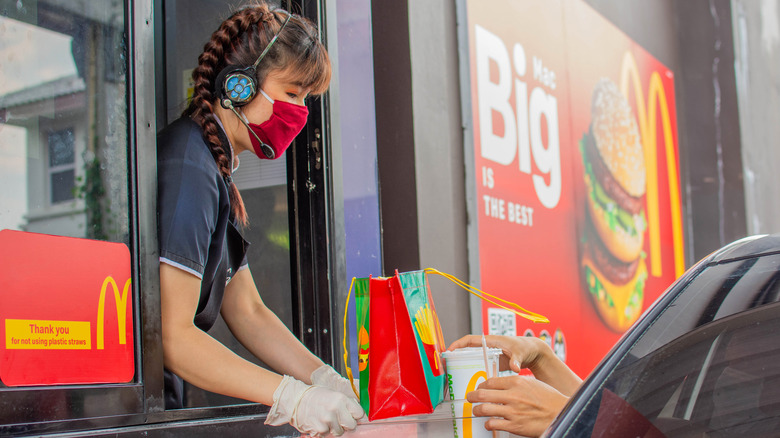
xmin=214 ymin=11 xmax=291 ymax=159
xmin=216 ymin=10 xmax=292 ymax=110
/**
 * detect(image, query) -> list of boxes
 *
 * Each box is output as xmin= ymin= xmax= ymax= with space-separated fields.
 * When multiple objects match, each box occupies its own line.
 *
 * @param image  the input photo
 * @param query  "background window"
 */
xmin=47 ymin=128 xmax=76 ymax=204
xmin=0 ymin=2 xmax=128 ymax=242
xmin=334 ymin=0 xmax=383 ymax=375
xmin=1 ymin=0 xmax=134 ymax=398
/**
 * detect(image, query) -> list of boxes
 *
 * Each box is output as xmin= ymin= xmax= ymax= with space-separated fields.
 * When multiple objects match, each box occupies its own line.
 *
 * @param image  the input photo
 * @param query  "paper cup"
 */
xmin=442 ymin=347 xmax=502 ymax=438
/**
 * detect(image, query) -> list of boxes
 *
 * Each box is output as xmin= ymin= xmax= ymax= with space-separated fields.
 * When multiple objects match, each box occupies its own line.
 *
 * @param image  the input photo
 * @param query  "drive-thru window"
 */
xmin=0 ymin=0 xmax=351 ymax=435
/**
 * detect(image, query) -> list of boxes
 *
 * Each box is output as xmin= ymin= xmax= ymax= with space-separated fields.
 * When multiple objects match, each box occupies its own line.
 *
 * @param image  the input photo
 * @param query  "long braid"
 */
xmin=184 ymin=7 xmax=273 ymax=226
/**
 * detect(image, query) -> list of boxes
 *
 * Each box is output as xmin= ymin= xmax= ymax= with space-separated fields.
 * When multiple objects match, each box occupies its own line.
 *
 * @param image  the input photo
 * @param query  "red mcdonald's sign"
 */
xmin=465 ymin=0 xmax=683 ymax=376
xmin=0 ymin=230 xmax=134 ymax=386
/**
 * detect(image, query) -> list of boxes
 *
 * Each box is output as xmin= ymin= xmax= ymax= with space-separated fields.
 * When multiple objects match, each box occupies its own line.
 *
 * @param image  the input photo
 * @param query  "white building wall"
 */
xmin=732 ymin=0 xmax=780 ymax=235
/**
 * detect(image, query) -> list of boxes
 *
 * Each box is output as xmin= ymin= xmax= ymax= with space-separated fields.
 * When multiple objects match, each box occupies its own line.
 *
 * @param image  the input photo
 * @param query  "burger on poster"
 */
xmin=579 ymin=78 xmax=648 ymax=333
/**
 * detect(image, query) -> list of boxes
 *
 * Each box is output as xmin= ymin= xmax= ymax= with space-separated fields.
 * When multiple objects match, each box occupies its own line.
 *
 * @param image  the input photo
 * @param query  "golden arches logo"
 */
xmin=462 ymin=370 xmax=487 ymax=438
xmin=97 ymin=276 xmax=131 ymax=349
xmin=620 ymin=51 xmax=685 ymax=279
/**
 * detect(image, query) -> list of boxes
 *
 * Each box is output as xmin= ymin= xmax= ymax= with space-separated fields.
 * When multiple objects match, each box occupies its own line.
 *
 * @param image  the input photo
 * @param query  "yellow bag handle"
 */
xmin=342 ymin=277 xmax=360 ymax=398
xmin=424 ymin=268 xmax=549 ymax=323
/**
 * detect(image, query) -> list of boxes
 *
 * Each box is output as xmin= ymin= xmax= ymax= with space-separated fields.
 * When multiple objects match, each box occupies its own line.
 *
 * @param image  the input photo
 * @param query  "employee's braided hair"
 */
xmin=183 ymin=2 xmax=331 ymax=226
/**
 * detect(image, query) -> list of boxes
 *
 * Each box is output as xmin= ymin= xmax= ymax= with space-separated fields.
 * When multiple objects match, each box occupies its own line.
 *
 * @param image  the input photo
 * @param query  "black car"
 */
xmin=546 ymin=233 xmax=780 ymax=438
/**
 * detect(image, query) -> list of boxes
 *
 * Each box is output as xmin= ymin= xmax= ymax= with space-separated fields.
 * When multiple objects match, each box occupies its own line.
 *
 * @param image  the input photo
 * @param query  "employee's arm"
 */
xmin=159 ymin=263 xmax=283 ymax=405
xmin=219 ymin=267 xmax=324 ymax=383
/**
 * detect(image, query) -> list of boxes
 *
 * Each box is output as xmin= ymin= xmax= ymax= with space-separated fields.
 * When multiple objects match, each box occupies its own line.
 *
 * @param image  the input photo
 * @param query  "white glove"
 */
xmin=265 ymin=375 xmax=365 ymax=437
xmin=310 ymin=364 xmax=359 ymax=400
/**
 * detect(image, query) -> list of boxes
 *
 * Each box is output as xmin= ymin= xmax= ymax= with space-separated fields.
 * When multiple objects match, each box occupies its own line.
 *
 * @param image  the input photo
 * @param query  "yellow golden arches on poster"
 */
xmin=647 ymin=73 xmax=684 ymax=278
xmin=97 ymin=276 xmax=131 ymax=350
xmin=619 ymin=51 xmax=685 ymax=279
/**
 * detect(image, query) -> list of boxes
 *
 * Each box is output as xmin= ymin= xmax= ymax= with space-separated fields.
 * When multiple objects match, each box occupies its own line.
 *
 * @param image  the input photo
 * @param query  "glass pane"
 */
xmin=0 ymin=1 xmax=133 ymax=389
xmin=50 ymin=168 xmax=75 ymax=203
xmin=335 ymin=0 xmax=383 ymax=377
xmin=336 ymin=0 xmax=382 ymax=280
xmin=48 ymin=128 xmax=75 ymax=167
xmin=0 ymin=1 xmax=128 ymax=241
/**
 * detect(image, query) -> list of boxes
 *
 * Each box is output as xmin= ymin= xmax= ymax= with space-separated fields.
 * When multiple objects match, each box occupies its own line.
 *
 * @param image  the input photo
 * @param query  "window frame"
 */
xmin=0 ymin=0 xmax=340 ymax=434
xmin=0 ymin=0 xmax=145 ymax=433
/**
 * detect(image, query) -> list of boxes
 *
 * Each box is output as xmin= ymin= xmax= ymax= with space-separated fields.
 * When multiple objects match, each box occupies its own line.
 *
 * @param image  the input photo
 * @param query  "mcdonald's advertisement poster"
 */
xmin=0 ymin=230 xmax=134 ymax=386
xmin=465 ymin=0 xmax=684 ymax=376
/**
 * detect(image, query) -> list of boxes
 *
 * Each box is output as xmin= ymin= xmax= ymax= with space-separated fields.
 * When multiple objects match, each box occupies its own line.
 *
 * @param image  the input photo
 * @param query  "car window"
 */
xmin=564 ymin=253 xmax=780 ymax=438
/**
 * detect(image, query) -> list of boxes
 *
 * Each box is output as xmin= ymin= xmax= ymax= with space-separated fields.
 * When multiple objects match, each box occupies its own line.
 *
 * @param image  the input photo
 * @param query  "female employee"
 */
xmin=156 ymin=3 xmax=363 ymax=436
xmin=448 ymin=335 xmax=583 ymax=438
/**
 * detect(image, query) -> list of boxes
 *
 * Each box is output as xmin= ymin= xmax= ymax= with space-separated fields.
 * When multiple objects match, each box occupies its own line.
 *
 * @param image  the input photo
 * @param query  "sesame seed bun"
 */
xmin=590 ymin=78 xmax=646 ymax=198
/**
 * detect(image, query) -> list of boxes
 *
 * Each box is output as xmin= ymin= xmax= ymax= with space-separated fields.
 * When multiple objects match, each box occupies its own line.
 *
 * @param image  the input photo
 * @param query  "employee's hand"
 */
xmin=448 ymin=335 xmax=549 ymax=374
xmin=265 ymin=375 xmax=365 ymax=437
xmin=310 ymin=364 xmax=358 ymax=400
xmin=468 ymin=375 xmax=569 ymax=438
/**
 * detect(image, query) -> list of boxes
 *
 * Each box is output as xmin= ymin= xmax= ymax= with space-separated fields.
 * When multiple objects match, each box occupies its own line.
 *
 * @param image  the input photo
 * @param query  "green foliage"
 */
xmin=74 ymin=153 xmax=110 ymax=240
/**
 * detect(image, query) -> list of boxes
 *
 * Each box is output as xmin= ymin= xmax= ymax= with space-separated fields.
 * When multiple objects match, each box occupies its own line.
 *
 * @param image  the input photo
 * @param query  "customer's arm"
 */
xmin=448 ymin=335 xmax=582 ymax=396
xmin=449 ymin=335 xmax=582 ymax=437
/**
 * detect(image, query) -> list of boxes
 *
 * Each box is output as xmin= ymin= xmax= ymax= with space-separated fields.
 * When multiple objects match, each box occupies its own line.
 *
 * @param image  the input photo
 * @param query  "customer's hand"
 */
xmin=310 ymin=364 xmax=358 ymax=400
xmin=265 ymin=375 xmax=365 ymax=437
xmin=468 ymin=375 xmax=569 ymax=438
xmin=448 ymin=335 xmax=582 ymax=396
xmin=448 ymin=334 xmax=550 ymax=374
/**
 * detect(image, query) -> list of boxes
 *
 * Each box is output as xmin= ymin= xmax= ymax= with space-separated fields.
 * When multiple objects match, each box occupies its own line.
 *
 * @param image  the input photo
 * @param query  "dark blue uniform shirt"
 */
xmin=157 ymin=117 xmax=249 ymax=408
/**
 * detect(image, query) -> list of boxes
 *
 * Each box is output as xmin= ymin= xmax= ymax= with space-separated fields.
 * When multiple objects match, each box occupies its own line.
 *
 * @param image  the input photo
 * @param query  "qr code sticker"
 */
xmin=487 ymin=308 xmax=516 ymax=336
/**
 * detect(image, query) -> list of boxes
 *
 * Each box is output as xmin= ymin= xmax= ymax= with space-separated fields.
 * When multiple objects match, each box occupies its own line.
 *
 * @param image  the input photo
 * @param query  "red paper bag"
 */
xmin=367 ymin=275 xmax=432 ymax=420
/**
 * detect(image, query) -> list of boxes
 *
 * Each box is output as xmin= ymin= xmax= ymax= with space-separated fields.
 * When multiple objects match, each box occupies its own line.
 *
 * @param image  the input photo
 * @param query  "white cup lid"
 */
xmin=441 ymin=347 xmax=502 ymax=360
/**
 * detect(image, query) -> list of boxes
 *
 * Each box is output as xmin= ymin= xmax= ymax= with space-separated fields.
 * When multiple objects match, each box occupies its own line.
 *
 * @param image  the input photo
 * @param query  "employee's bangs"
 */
xmin=282 ymin=41 xmax=331 ymax=96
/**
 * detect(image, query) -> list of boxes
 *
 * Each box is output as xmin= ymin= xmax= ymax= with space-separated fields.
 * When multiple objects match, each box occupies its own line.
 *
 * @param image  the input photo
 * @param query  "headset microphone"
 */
xmin=222 ymin=99 xmax=276 ymax=159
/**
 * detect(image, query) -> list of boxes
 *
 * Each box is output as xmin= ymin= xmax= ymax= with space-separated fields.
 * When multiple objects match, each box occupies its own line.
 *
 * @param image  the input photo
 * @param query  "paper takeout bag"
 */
xmin=343 ymin=268 xmax=548 ymax=421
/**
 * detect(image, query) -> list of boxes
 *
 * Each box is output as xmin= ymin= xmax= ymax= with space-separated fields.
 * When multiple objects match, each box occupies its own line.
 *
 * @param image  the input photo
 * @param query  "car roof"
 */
xmin=707 ymin=233 xmax=780 ymax=264
xmin=547 ymin=233 xmax=780 ymax=437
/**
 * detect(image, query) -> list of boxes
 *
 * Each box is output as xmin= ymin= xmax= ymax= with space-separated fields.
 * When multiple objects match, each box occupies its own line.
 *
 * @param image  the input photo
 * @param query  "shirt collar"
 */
xmin=212 ymin=113 xmax=239 ymax=173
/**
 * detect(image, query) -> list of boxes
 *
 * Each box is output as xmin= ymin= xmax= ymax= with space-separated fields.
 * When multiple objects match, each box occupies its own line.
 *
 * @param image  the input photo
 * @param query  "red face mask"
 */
xmin=246 ymin=89 xmax=309 ymax=160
